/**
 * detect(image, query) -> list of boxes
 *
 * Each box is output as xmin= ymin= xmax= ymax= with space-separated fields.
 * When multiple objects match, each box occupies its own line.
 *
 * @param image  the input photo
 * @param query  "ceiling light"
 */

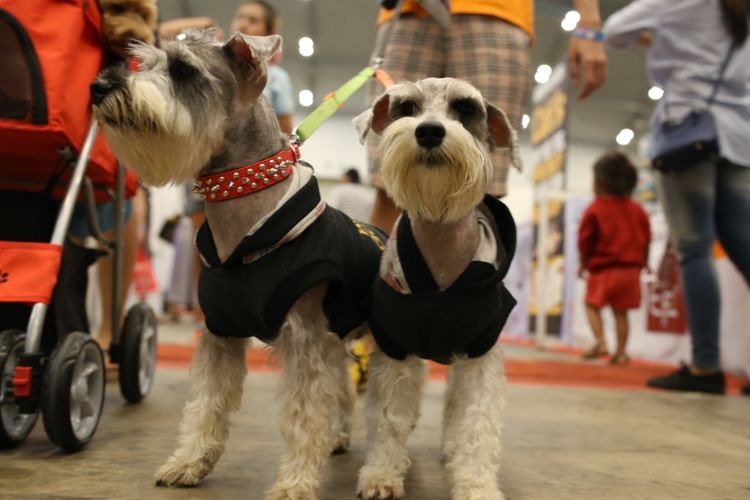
xmin=522 ymin=114 xmax=530 ymax=129
xmin=534 ymin=64 xmax=552 ymax=84
xmin=648 ymin=86 xmax=664 ymax=100
xmin=298 ymin=36 xmax=314 ymax=57
xmin=298 ymin=89 xmax=314 ymax=107
xmin=561 ymin=10 xmax=580 ymax=32
xmin=616 ymin=128 xmax=634 ymax=146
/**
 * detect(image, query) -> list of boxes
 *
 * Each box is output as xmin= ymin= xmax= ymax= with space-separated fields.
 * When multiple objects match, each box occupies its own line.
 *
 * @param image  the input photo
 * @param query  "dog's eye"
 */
xmin=107 ymin=4 xmax=126 ymax=15
xmin=399 ymin=100 xmax=418 ymax=117
xmin=169 ymin=59 xmax=197 ymax=80
xmin=452 ymin=99 xmax=477 ymax=116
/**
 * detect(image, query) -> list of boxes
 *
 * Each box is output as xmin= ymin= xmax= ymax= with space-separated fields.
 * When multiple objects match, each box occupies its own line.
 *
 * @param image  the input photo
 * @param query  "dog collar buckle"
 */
xmin=194 ymin=146 xmax=299 ymax=202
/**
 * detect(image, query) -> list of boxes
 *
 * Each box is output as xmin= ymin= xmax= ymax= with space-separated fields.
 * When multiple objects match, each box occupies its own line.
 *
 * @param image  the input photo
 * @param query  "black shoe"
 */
xmin=742 ymin=384 xmax=750 ymax=396
xmin=647 ymin=363 xmax=725 ymax=395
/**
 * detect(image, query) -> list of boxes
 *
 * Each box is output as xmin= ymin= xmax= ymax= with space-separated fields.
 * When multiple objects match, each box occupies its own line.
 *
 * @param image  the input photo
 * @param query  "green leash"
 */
xmin=291 ymin=0 xmax=404 ymax=144
xmin=292 ymin=66 xmax=376 ymax=144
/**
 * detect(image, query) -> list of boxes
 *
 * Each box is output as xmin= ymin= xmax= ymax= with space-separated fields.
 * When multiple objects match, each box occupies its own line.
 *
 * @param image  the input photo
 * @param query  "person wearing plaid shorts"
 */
xmin=366 ymin=0 xmax=608 ymax=233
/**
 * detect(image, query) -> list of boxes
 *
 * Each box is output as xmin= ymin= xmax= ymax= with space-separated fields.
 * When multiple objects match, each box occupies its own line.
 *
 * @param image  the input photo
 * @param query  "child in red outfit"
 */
xmin=578 ymin=152 xmax=651 ymax=365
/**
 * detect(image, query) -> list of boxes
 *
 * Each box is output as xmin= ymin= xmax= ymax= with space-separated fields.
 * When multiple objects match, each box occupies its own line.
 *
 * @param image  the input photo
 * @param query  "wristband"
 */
xmin=573 ymin=27 xmax=605 ymax=43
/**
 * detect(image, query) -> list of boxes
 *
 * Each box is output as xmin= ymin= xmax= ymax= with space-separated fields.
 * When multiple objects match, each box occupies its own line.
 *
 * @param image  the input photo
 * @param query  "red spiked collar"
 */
xmin=193 ymin=144 xmax=300 ymax=202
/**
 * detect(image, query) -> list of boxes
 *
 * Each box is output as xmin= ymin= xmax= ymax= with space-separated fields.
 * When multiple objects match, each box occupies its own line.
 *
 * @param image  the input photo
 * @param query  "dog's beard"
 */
xmin=380 ymin=118 xmax=490 ymax=223
xmin=97 ymin=76 xmax=226 ymax=187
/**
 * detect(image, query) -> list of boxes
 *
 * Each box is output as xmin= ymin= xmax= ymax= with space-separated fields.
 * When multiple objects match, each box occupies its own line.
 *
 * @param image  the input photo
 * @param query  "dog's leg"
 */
xmin=266 ymin=294 xmax=342 ymax=500
xmin=155 ymin=333 xmax=247 ymax=487
xmin=441 ymin=363 xmax=458 ymax=460
xmin=331 ymin=341 xmax=355 ymax=455
xmin=443 ymin=348 xmax=507 ymax=500
xmin=357 ymin=351 xmax=425 ymax=500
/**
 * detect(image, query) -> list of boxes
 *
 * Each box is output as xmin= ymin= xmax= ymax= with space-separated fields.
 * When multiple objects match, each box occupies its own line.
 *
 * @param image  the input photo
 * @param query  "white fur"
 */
xmin=358 ymin=349 xmax=507 ymax=500
xmin=357 ymin=352 xmax=426 ymax=499
xmin=442 ymin=349 xmax=507 ymax=500
xmin=380 ymin=117 xmax=490 ymax=224
xmin=154 ymin=333 xmax=247 ymax=486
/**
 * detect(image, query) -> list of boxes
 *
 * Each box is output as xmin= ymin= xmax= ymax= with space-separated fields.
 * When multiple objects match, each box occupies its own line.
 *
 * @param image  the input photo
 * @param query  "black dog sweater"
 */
xmin=197 ymin=174 xmax=386 ymax=342
xmin=368 ymin=195 xmax=517 ymax=364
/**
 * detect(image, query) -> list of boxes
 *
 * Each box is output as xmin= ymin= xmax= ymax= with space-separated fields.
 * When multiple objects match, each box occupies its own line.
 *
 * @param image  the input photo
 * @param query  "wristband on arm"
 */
xmin=573 ymin=27 xmax=605 ymax=42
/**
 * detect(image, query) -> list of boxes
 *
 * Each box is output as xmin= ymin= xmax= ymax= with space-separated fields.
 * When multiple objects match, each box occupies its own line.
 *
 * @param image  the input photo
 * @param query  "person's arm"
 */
xmin=641 ymin=207 xmax=652 ymax=272
xmin=270 ymin=67 xmax=295 ymax=135
xmin=577 ymin=209 xmax=597 ymax=277
xmin=568 ymin=0 xmax=607 ymax=100
xmin=602 ymin=0 xmax=664 ymax=48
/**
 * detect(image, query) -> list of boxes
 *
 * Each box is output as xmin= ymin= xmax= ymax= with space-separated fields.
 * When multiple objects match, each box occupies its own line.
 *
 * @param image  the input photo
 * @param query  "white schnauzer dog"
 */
xmin=91 ymin=31 xmax=386 ymax=499
xmin=353 ymin=78 xmax=519 ymax=500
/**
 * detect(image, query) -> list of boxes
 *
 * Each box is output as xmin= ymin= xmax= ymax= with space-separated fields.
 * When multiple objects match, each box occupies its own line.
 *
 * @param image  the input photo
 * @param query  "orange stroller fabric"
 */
xmin=0 ymin=0 xmax=137 ymax=201
xmin=0 ymin=242 xmax=62 ymax=304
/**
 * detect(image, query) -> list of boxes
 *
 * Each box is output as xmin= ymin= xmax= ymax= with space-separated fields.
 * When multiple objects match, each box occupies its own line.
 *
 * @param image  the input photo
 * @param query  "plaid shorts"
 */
xmin=366 ymin=14 xmax=531 ymax=196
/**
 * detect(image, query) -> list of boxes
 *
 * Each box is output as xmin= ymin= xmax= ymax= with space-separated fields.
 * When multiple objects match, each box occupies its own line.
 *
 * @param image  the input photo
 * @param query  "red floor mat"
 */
xmin=156 ymin=342 xmax=748 ymax=395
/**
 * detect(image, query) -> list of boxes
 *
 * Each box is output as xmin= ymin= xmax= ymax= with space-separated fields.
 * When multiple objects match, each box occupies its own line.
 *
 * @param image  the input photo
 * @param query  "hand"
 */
xmin=568 ymin=37 xmax=607 ymax=100
xmin=577 ymin=266 xmax=588 ymax=279
xmin=636 ymin=32 xmax=653 ymax=49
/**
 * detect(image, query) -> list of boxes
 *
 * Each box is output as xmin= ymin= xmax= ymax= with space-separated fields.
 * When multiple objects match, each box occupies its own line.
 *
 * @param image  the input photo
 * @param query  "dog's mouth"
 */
xmin=417 ymin=147 xmax=449 ymax=167
xmin=92 ymin=98 xmax=129 ymax=129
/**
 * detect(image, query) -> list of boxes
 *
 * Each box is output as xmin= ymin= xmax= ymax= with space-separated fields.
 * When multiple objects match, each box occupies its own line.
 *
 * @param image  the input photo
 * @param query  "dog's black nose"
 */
xmin=415 ymin=122 xmax=446 ymax=149
xmin=90 ymin=79 xmax=114 ymax=105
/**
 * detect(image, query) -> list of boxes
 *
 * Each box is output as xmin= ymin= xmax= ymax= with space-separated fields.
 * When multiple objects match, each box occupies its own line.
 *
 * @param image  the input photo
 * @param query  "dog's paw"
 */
xmin=154 ymin=456 xmax=212 ymax=487
xmin=331 ymin=434 xmax=350 ymax=455
xmin=357 ymin=470 xmax=405 ymax=500
xmin=452 ymin=486 xmax=505 ymax=500
xmin=265 ymin=484 xmax=317 ymax=500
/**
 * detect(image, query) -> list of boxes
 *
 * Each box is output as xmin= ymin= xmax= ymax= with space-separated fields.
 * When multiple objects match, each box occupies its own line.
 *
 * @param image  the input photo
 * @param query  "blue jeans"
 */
xmin=659 ymin=158 xmax=750 ymax=370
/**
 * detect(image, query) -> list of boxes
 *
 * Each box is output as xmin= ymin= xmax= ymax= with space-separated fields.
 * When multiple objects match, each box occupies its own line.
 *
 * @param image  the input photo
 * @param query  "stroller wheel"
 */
xmin=0 ymin=330 xmax=39 ymax=449
xmin=42 ymin=332 xmax=105 ymax=452
xmin=118 ymin=303 xmax=157 ymax=404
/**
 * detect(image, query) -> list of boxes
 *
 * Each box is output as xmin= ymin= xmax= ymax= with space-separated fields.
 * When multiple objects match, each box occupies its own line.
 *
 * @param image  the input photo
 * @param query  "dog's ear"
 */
xmin=486 ymin=102 xmax=522 ymax=170
xmin=224 ymin=33 xmax=282 ymax=66
xmin=224 ymin=33 xmax=281 ymax=106
xmin=352 ymin=92 xmax=391 ymax=144
xmin=352 ymin=109 xmax=373 ymax=145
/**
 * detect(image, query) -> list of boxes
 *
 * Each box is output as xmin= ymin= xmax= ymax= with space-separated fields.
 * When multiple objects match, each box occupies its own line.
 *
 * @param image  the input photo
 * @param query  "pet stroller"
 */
xmin=0 ymin=0 xmax=157 ymax=452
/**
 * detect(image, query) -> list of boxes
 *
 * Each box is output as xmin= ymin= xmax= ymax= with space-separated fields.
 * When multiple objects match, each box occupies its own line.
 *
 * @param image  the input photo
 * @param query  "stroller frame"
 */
xmin=1 ymin=120 xmax=157 ymax=452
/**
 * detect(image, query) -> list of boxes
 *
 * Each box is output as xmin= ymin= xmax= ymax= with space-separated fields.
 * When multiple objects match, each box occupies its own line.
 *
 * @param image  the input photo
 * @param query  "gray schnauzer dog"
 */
xmin=354 ymin=78 xmax=519 ymax=500
xmin=92 ymin=31 xmax=385 ymax=499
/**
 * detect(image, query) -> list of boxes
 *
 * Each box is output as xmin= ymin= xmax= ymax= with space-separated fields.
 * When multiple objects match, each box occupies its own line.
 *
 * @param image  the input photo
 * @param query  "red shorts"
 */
xmin=585 ymin=267 xmax=642 ymax=310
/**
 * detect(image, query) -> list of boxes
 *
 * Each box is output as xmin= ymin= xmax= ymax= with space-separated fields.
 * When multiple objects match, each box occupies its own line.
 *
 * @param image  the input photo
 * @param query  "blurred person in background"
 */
xmin=326 ymin=168 xmax=375 ymax=223
xmin=231 ymin=0 xmax=295 ymax=134
xmin=366 ymin=0 xmax=608 ymax=233
xmin=578 ymin=152 xmax=651 ymax=366
xmin=605 ymin=0 xmax=750 ymax=395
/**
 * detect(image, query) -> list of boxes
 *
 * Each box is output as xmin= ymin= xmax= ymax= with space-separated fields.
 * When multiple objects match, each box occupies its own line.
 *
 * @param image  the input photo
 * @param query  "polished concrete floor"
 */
xmin=2 ymin=361 xmax=750 ymax=500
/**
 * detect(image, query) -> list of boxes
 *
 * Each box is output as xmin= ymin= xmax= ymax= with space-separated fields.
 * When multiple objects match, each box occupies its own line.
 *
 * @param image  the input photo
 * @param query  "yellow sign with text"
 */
xmin=531 ymin=90 xmax=567 ymax=146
